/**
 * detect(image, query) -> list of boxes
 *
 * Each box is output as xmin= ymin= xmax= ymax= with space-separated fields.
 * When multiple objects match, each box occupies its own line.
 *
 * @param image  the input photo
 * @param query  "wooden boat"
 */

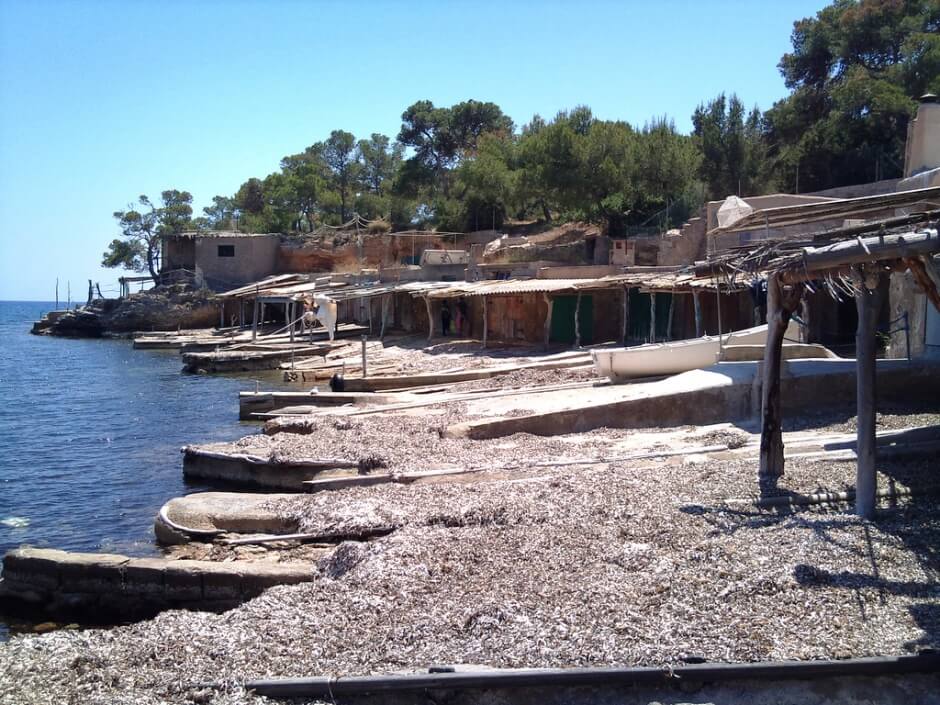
xmin=591 ymin=321 xmax=800 ymax=381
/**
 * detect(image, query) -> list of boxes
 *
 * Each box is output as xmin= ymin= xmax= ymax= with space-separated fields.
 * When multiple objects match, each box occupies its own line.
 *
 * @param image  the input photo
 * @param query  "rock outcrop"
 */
xmin=32 ymin=285 xmax=221 ymax=337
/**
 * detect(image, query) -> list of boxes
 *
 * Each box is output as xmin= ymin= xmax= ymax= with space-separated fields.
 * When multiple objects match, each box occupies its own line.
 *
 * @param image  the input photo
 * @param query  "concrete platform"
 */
xmin=447 ymin=359 xmax=940 ymax=440
xmin=238 ymin=390 xmax=407 ymax=420
xmin=0 ymin=547 xmax=314 ymax=621
xmin=182 ymin=447 xmax=361 ymax=490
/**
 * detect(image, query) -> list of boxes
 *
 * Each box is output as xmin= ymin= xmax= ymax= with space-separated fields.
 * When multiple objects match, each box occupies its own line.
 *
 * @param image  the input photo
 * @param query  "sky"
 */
xmin=0 ymin=0 xmax=830 ymax=302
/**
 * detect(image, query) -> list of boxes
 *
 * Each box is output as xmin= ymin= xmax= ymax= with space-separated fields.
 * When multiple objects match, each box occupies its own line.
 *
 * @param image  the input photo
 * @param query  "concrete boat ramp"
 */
xmin=447 ymin=358 xmax=940 ymax=439
xmin=5 ymin=355 xmax=939 ymax=625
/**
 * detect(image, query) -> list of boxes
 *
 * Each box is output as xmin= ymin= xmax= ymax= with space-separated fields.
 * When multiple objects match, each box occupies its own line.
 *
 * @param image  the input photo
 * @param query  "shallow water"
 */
xmin=0 ymin=301 xmax=292 ymax=638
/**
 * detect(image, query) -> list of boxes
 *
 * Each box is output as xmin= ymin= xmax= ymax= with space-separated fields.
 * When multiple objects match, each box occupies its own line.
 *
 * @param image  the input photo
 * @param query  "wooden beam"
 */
xmin=759 ymin=275 xmax=804 ymax=480
xmin=854 ymin=267 xmax=884 ymax=518
xmin=251 ymin=298 xmax=259 ymax=342
xmin=800 ymin=229 xmax=940 ymax=272
xmin=482 ymin=296 xmax=489 ymax=348
xmin=693 ymin=290 xmax=702 ymax=337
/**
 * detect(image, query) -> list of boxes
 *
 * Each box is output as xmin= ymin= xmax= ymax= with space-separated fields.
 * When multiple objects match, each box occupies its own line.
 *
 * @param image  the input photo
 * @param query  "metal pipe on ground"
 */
xmin=198 ymin=653 xmax=940 ymax=699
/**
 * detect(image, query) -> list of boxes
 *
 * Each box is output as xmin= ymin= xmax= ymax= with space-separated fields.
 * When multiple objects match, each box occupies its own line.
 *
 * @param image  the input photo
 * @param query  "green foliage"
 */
xmin=765 ymin=0 xmax=936 ymax=191
xmin=692 ymin=94 xmax=769 ymax=200
xmin=116 ymin=1 xmax=933 ymax=251
xmin=102 ymin=191 xmax=194 ymax=279
xmin=398 ymin=99 xmax=513 ymax=197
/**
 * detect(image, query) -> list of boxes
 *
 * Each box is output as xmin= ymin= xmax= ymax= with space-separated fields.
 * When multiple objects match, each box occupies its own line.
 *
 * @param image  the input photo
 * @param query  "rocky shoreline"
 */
xmin=31 ymin=285 xmax=221 ymax=337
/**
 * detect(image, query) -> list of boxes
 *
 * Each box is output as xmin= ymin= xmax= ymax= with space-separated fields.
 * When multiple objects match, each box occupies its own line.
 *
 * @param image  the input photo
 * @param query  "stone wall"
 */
xmin=0 ymin=548 xmax=313 ymax=620
xmin=193 ymin=235 xmax=280 ymax=290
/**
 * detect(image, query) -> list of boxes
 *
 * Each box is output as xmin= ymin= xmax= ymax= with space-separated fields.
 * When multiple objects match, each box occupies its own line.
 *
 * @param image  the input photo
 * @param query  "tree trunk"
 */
xmin=759 ymin=276 xmax=804 ymax=481
xmin=146 ymin=238 xmax=160 ymax=282
xmin=540 ymin=201 xmax=551 ymax=223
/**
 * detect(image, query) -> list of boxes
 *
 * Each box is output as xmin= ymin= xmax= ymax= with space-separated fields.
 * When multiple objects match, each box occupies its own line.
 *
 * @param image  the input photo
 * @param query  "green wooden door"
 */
xmin=628 ymin=291 xmax=672 ymax=342
xmin=550 ymin=295 xmax=594 ymax=344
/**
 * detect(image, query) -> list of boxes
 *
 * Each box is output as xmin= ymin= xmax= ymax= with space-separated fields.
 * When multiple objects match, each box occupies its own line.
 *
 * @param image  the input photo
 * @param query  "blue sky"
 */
xmin=0 ymin=0 xmax=828 ymax=301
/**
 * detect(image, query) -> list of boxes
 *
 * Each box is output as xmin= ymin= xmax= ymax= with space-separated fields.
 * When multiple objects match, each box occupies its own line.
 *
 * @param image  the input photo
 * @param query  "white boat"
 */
xmin=591 ymin=321 xmax=800 ymax=382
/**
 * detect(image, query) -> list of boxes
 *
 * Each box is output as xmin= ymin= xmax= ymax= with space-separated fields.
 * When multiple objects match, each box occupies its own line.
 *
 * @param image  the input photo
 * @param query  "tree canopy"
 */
xmin=764 ymin=0 xmax=938 ymax=191
xmin=106 ymin=0 xmax=936 ymax=270
xmin=102 ymin=191 xmax=194 ymax=279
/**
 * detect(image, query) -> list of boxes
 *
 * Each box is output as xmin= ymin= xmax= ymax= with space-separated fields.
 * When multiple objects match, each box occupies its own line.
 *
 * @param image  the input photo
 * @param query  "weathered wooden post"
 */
xmin=759 ymin=275 xmax=804 ymax=480
xmin=649 ymin=293 xmax=656 ymax=342
xmin=219 ymin=303 xmax=224 ymax=330
xmin=361 ymin=335 xmax=368 ymax=378
xmin=288 ymin=301 xmax=295 ymax=343
xmin=800 ymin=296 xmax=812 ymax=343
xmin=693 ymin=290 xmax=702 ymax=337
xmin=574 ymin=291 xmax=582 ymax=348
xmin=380 ymin=294 xmax=390 ymax=340
xmin=425 ymin=296 xmax=434 ymax=343
xmin=251 ymin=298 xmax=260 ymax=342
xmin=367 ymin=296 xmax=374 ymax=335
xmin=482 ymin=296 xmax=489 ymax=348
xmin=543 ymin=294 xmax=553 ymax=349
xmin=854 ymin=267 xmax=884 ymax=518
xmin=715 ymin=287 xmax=722 ymax=345
xmin=666 ymin=291 xmax=675 ymax=341
xmin=621 ymin=287 xmax=630 ymax=344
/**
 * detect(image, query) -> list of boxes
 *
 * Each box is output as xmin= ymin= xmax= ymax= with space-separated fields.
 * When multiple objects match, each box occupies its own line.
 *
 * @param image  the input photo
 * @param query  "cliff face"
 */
xmin=32 ymin=286 xmax=220 ymax=337
xmin=277 ymin=232 xmax=456 ymax=274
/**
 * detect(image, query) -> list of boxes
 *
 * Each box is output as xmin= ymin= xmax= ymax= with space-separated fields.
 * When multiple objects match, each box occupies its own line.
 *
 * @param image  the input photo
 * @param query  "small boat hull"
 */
xmin=591 ymin=322 xmax=799 ymax=381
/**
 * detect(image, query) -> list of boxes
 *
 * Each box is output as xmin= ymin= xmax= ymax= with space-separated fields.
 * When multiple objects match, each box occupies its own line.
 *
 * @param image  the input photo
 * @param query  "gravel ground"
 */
xmin=2 ymin=428 xmax=937 ymax=704
xmin=3 ymin=343 xmax=938 ymax=705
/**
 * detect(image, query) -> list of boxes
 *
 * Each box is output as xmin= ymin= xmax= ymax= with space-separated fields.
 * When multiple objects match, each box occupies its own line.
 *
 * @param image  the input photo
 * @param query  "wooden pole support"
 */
xmin=543 ymin=294 xmax=553 ymax=350
xmin=361 ymin=335 xmax=368 ymax=378
xmin=622 ymin=287 xmax=630 ymax=344
xmin=666 ymin=292 xmax=675 ymax=341
xmin=380 ymin=294 xmax=389 ymax=340
xmin=854 ymin=267 xmax=884 ymax=518
xmin=425 ymin=296 xmax=434 ymax=343
xmin=574 ymin=291 xmax=582 ymax=348
xmin=649 ymin=293 xmax=656 ymax=342
xmin=759 ymin=275 xmax=804 ymax=480
xmin=693 ymin=290 xmax=702 ymax=338
xmin=483 ymin=296 xmax=489 ymax=348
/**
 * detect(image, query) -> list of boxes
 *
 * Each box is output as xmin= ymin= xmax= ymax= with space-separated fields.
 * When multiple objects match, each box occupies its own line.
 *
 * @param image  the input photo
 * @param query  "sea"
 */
xmin=0 ymin=301 xmax=293 ymax=638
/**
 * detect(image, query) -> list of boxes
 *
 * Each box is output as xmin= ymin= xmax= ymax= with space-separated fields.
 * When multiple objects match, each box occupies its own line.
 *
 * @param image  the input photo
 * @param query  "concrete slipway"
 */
xmin=180 ymin=357 xmax=940 ymax=492
xmin=446 ymin=358 xmax=940 ymax=439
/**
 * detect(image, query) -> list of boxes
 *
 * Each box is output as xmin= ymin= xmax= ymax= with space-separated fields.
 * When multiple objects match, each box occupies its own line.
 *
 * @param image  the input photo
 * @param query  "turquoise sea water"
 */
xmin=0 ymin=301 xmax=289 ymax=637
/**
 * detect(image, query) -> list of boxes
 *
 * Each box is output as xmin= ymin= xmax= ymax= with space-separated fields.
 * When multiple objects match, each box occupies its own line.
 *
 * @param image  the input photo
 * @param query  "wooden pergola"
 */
xmin=705 ymin=210 xmax=940 ymax=517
